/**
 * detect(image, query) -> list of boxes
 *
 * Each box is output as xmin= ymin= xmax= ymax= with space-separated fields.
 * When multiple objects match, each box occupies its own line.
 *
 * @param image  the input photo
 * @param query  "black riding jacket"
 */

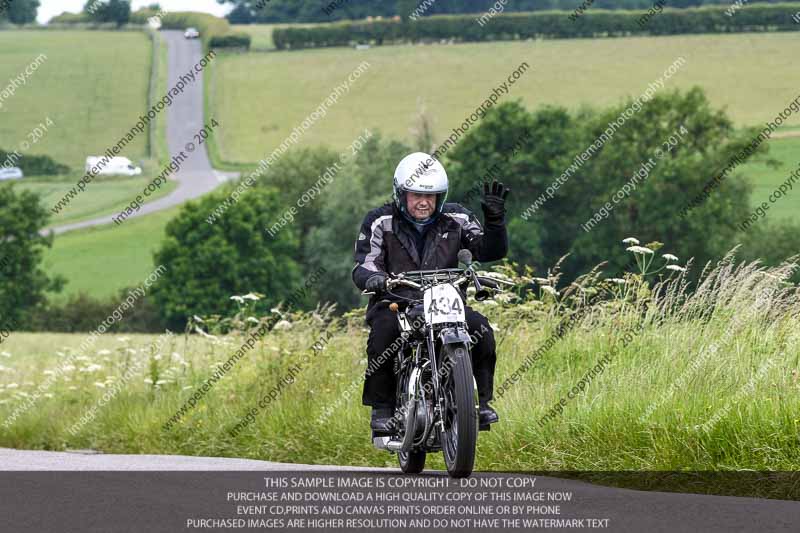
xmin=352 ymin=202 xmax=508 ymax=314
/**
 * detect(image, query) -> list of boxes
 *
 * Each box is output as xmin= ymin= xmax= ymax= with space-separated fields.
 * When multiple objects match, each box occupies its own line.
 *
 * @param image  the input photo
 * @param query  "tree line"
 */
xmin=222 ymin=0 xmax=800 ymax=23
xmin=272 ymin=3 xmax=800 ymax=50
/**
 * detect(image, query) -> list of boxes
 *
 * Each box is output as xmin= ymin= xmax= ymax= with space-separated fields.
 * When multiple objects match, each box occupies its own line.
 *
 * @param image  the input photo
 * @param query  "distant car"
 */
xmin=0 ymin=167 xmax=23 ymax=180
xmin=184 ymin=27 xmax=200 ymax=39
xmin=85 ymin=156 xmax=142 ymax=177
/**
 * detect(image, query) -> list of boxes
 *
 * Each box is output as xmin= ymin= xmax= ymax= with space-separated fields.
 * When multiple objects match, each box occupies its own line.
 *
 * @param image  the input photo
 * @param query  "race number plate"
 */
xmin=424 ymin=284 xmax=465 ymax=324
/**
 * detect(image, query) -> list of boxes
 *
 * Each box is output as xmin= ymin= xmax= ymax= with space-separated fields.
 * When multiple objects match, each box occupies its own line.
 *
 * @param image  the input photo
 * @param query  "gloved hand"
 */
xmin=481 ymin=179 xmax=510 ymax=224
xmin=365 ymin=273 xmax=387 ymax=293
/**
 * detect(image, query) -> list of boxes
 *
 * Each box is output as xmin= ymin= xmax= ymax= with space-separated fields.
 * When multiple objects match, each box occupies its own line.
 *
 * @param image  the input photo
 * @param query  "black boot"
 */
xmin=479 ymin=402 xmax=499 ymax=426
xmin=370 ymin=407 xmax=396 ymax=435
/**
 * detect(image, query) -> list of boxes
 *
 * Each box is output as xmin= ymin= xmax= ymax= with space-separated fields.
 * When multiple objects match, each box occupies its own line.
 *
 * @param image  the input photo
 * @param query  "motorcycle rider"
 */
xmin=352 ymin=152 xmax=510 ymax=435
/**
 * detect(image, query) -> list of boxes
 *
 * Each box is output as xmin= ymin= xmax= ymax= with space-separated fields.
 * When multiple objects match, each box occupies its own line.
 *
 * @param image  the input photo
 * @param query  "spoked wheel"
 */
xmin=399 ymin=449 xmax=427 ymax=473
xmin=440 ymin=343 xmax=477 ymax=478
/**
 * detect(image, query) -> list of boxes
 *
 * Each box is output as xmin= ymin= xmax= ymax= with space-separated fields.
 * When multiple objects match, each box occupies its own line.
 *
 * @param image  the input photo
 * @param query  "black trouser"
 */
xmin=362 ymin=305 xmax=497 ymax=409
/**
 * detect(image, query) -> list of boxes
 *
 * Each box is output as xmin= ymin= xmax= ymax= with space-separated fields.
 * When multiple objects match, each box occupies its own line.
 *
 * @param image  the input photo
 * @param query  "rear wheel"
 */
xmin=398 ymin=449 xmax=426 ymax=473
xmin=440 ymin=343 xmax=477 ymax=478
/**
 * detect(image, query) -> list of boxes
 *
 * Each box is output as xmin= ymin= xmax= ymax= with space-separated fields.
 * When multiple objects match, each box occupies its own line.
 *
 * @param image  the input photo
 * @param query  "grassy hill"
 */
xmin=209 ymin=33 xmax=800 ymax=165
xmin=0 ymin=31 xmax=152 ymax=169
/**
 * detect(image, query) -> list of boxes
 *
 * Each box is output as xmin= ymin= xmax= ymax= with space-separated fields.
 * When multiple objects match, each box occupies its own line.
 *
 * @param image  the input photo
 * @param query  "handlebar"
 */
xmin=362 ymin=273 xmax=508 ymax=297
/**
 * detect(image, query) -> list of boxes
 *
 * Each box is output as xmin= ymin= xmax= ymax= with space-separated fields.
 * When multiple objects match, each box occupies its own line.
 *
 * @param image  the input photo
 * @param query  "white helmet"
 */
xmin=393 ymin=152 xmax=448 ymax=221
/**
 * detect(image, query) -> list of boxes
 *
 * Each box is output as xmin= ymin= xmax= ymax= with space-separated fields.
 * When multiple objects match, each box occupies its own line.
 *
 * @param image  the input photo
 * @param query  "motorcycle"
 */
xmin=362 ymin=249 xmax=511 ymax=478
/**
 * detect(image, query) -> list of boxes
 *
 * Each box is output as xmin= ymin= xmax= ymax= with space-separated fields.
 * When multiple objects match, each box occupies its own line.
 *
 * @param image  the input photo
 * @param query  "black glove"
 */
xmin=365 ymin=273 xmax=387 ymax=293
xmin=481 ymin=179 xmax=510 ymax=224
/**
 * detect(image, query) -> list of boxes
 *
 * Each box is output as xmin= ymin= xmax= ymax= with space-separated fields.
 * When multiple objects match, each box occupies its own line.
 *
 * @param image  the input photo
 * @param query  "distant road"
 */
xmin=1 ymin=448 xmax=799 ymax=532
xmin=48 ymin=31 xmax=235 ymax=236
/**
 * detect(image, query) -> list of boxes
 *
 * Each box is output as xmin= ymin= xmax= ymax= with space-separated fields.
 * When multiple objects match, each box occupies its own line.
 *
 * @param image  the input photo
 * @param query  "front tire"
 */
xmin=440 ymin=343 xmax=477 ymax=478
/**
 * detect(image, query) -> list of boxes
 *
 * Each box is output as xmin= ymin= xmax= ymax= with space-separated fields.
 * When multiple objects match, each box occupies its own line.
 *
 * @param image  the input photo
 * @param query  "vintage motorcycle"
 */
xmin=363 ymin=250 xmax=511 ymax=478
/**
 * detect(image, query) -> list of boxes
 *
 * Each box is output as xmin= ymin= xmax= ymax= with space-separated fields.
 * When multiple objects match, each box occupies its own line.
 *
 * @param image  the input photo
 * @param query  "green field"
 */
xmin=209 ymin=33 xmax=800 ymax=165
xmin=42 ymin=205 xmax=179 ymax=301
xmin=2 ymin=254 xmax=798 ymax=497
xmin=738 ymin=134 xmax=800 ymax=222
xmin=0 ymin=31 xmax=152 ymax=169
xmin=14 ymin=174 xmax=176 ymax=228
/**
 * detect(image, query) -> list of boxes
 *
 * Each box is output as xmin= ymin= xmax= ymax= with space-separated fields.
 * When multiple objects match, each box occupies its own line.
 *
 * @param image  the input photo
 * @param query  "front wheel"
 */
xmin=440 ymin=342 xmax=477 ymax=478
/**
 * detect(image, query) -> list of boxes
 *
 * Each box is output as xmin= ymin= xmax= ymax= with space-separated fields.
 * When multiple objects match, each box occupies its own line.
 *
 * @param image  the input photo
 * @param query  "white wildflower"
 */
xmin=94 ymin=382 xmax=106 ymax=389
xmin=242 ymin=293 xmax=260 ymax=301
xmin=622 ymin=237 xmax=640 ymax=245
xmin=246 ymin=317 xmax=260 ymax=324
xmin=667 ymin=265 xmax=687 ymax=272
xmin=193 ymin=325 xmax=218 ymax=340
xmin=230 ymin=295 xmax=245 ymax=304
xmin=0 ymin=351 xmax=10 ymax=358
xmin=6 ymin=383 xmax=19 ymax=389
xmin=155 ymin=380 xmax=168 ymax=386
xmin=97 ymin=349 xmax=112 ymax=356
xmin=609 ymin=278 xmax=627 ymax=285
xmin=44 ymin=393 xmax=54 ymax=399
xmin=274 ymin=320 xmax=293 ymax=331
xmin=626 ymin=245 xmax=654 ymax=255
xmin=116 ymin=336 xmax=131 ymax=343
xmin=182 ymin=385 xmax=192 ymax=390
xmin=662 ymin=253 xmax=679 ymax=262
xmin=144 ymin=378 xmax=153 ymax=384
xmin=541 ymin=286 xmax=559 ymax=296
xmin=532 ymin=277 xmax=550 ymax=284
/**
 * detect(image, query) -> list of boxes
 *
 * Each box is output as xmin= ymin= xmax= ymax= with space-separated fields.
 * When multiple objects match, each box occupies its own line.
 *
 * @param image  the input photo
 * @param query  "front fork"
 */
xmin=430 ymin=325 xmax=474 ymax=432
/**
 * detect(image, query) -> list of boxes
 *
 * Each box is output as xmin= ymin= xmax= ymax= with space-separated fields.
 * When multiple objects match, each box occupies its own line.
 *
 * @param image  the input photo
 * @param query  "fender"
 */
xmin=439 ymin=327 xmax=471 ymax=346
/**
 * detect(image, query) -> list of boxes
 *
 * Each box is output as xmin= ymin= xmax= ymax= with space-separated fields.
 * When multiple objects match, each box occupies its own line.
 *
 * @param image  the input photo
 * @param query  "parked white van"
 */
xmin=85 ymin=156 xmax=142 ymax=176
xmin=0 ymin=167 xmax=23 ymax=180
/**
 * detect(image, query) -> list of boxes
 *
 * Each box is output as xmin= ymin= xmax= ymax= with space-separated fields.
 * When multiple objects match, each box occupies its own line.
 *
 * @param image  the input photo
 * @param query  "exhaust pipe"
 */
xmin=373 ymin=437 xmax=404 ymax=451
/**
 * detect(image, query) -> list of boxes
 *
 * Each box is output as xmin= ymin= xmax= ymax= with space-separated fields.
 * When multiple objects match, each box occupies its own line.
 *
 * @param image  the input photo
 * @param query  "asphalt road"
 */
xmin=49 ymin=31 xmax=234 ymax=236
xmin=1 ymin=448 xmax=798 ymax=532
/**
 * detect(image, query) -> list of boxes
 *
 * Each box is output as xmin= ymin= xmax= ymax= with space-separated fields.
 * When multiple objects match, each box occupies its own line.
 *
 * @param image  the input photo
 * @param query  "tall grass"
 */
xmin=1 ymin=241 xmax=798 ymax=496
